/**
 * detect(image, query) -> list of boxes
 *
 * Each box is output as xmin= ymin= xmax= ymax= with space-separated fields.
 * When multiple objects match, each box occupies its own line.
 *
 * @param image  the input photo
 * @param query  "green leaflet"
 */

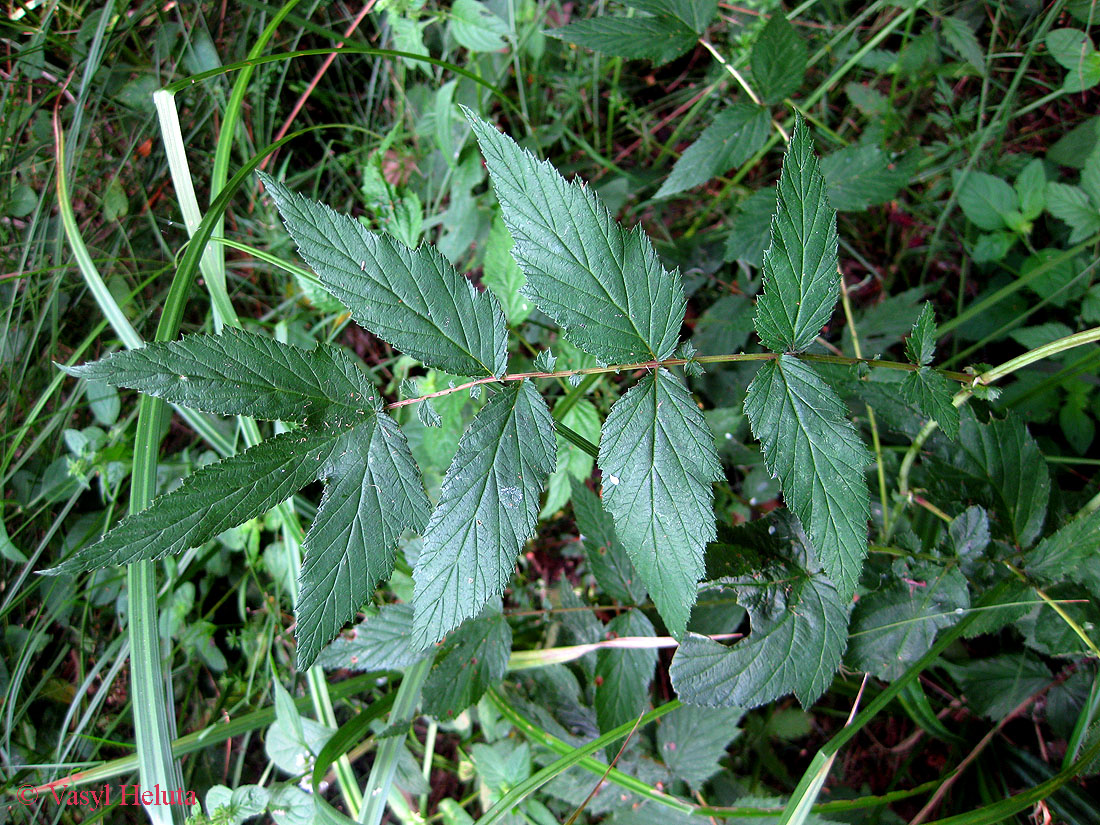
xmin=423 ymin=604 xmax=512 ymax=719
xmin=595 ymin=610 xmax=657 ymax=734
xmin=947 ymin=413 xmax=1050 ymax=548
xmin=744 ymin=356 xmax=871 ymax=599
xmin=61 ymin=326 xmax=379 ymax=427
xmin=754 ymin=116 xmax=840 ymax=354
xmin=549 ymin=15 xmax=697 ymax=65
xmin=655 ymin=104 xmax=771 ymax=199
xmin=318 ymin=604 xmax=429 ymax=673
xmin=570 ymin=477 xmax=647 ymax=605
xmin=412 ymin=381 xmax=556 ymax=646
xmin=598 ymin=369 xmax=721 ymax=637
xmin=482 ymin=215 xmax=531 ymax=325
xmin=631 ymin=0 xmax=717 ymax=33
xmin=901 ymin=368 xmax=960 ymax=440
xmin=296 ymin=415 xmax=431 ymax=669
xmin=1024 ymin=509 xmax=1100 ymax=599
xmin=548 ymin=0 xmax=716 ymax=66
xmin=657 ymin=705 xmax=744 ymax=789
xmin=846 ymin=562 xmax=969 ymax=681
xmin=670 ymin=554 xmax=848 ymax=709
xmin=955 ymin=170 xmax=1017 ymax=231
xmin=942 ymin=653 xmax=1052 ymax=721
xmin=46 ymin=427 xmax=346 ymax=574
xmin=820 ymin=144 xmax=912 ymax=212
xmin=260 ymin=173 xmax=507 ymax=378
xmin=466 ymin=110 xmax=686 ymax=365
xmin=904 ymin=302 xmax=938 ymax=366
xmin=750 ymin=13 xmax=807 ymax=103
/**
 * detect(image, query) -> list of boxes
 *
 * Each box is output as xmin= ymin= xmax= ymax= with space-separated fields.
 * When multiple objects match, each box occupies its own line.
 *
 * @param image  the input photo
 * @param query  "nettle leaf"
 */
xmin=744 ymin=356 xmax=871 ymax=599
xmin=901 ymin=369 xmax=960 ymax=440
xmin=1024 ymin=509 xmax=1100 ymax=599
xmin=671 ymin=531 xmax=848 ymax=708
xmin=595 ymin=610 xmax=657 ymax=734
xmin=47 ymin=428 xmax=348 ymax=574
xmin=1046 ymin=182 xmax=1100 ymax=243
xmin=466 ymin=110 xmax=686 ymax=365
xmin=423 ymin=604 xmax=512 ymax=719
xmin=296 ymin=415 xmax=431 ymax=668
xmin=598 ymin=369 xmax=721 ymax=636
xmin=318 ymin=604 xmax=428 ymax=672
xmin=754 ymin=115 xmax=840 ymax=354
xmin=449 ymin=0 xmax=508 ymax=53
xmin=655 ymin=104 xmax=771 ymax=199
xmin=955 ymin=170 xmax=1017 ymax=231
xmin=412 ymin=381 xmax=556 ymax=646
xmin=751 ymin=13 xmax=807 ymax=103
xmin=846 ymin=562 xmax=969 ymax=681
xmin=62 ymin=327 xmax=378 ymax=427
xmin=260 ymin=173 xmax=507 ymax=378
xmin=571 ymin=477 xmax=647 ymax=605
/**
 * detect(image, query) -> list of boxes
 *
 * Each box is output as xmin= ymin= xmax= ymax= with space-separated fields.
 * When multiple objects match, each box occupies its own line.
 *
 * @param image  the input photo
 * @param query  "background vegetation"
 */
xmin=2 ymin=1 xmax=1100 ymax=823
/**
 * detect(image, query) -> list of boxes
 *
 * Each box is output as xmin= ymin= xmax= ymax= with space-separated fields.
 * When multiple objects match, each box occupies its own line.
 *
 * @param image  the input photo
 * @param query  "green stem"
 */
xmin=357 ymin=657 xmax=432 ymax=825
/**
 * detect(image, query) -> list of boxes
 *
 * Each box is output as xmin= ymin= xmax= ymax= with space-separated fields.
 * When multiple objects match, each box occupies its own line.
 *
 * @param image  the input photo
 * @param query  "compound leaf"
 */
xmin=655 ymin=104 xmax=771 ymax=198
xmin=598 ymin=369 xmax=721 ymax=636
xmin=751 ymin=13 xmax=807 ymax=103
xmin=595 ymin=610 xmax=658 ymax=733
xmin=466 ymin=110 xmax=686 ymax=365
xmin=671 ymin=558 xmax=847 ymax=708
xmin=423 ymin=605 xmax=512 ymax=719
xmin=412 ymin=381 xmax=556 ymax=646
xmin=744 ymin=356 xmax=870 ymax=599
xmin=318 ymin=604 xmax=429 ymax=673
xmin=260 ymin=172 xmax=507 ymax=378
xmin=754 ymin=115 xmax=840 ymax=354
xmin=62 ymin=327 xmax=378 ymax=427
xmin=296 ymin=414 xmax=431 ymax=669
xmin=901 ymin=368 xmax=961 ymax=440
xmin=47 ymin=428 xmax=344 ymax=574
